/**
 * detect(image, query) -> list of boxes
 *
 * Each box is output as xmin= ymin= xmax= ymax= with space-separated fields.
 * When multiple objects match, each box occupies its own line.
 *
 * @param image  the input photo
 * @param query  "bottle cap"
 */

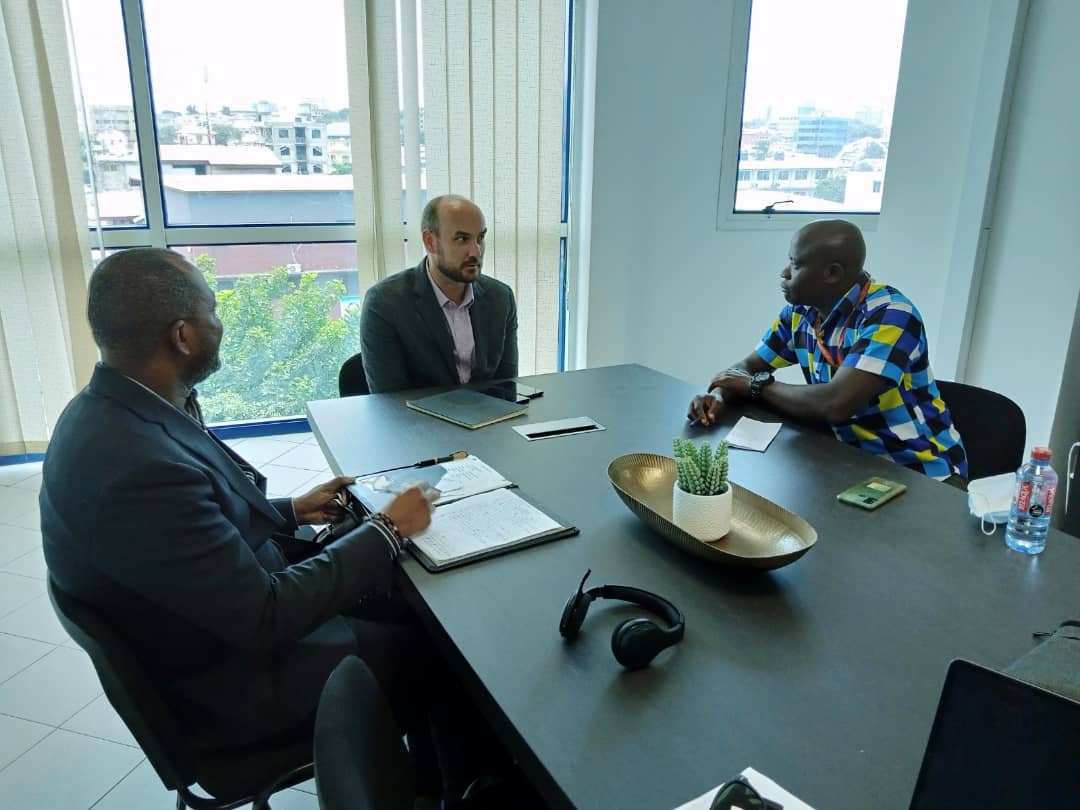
xmin=1032 ymin=446 xmax=1052 ymax=461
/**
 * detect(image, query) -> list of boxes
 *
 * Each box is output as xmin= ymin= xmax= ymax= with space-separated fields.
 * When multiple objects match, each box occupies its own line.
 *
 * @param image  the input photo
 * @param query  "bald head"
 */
xmin=794 ymin=220 xmax=866 ymax=282
xmin=421 ymin=194 xmax=482 ymax=236
xmin=421 ymin=194 xmax=487 ymax=289
xmin=781 ymin=220 xmax=868 ymax=310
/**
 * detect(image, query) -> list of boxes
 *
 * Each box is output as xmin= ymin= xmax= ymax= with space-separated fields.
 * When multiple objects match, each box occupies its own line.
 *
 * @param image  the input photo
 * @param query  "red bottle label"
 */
xmin=1017 ymin=482 xmax=1033 ymax=512
xmin=1018 ymin=483 xmax=1056 ymax=517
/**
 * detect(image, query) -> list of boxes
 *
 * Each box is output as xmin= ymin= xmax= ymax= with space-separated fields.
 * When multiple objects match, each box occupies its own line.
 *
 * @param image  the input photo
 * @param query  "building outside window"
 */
xmin=726 ymin=0 xmax=907 ymax=214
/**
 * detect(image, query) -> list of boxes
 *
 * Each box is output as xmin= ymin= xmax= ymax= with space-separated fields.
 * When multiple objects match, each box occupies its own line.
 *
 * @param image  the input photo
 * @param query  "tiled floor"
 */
xmin=0 ymin=432 xmax=331 ymax=809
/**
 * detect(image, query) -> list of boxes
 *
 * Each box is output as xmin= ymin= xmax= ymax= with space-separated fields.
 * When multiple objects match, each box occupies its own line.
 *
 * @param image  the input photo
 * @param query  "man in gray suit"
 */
xmin=40 ymin=249 xmax=472 ymax=799
xmin=360 ymin=194 xmax=518 ymax=393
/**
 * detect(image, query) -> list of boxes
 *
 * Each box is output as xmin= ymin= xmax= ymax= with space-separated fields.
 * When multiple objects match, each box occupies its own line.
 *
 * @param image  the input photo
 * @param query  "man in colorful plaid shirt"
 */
xmin=688 ymin=220 xmax=967 ymax=483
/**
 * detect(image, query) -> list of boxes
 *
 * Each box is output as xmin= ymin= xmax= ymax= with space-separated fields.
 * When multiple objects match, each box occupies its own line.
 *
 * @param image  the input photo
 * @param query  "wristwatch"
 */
xmin=749 ymin=371 xmax=774 ymax=401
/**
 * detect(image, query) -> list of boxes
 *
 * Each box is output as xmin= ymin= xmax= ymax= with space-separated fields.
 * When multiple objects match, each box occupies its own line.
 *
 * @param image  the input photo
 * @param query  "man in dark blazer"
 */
xmin=40 ymin=249 xmax=457 ymax=789
xmin=360 ymin=194 xmax=518 ymax=393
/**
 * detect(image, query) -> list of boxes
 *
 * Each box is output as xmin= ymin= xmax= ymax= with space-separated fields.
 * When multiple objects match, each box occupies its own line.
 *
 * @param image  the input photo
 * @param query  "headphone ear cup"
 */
xmin=559 ymin=592 xmax=590 ymax=639
xmin=611 ymin=618 xmax=667 ymax=670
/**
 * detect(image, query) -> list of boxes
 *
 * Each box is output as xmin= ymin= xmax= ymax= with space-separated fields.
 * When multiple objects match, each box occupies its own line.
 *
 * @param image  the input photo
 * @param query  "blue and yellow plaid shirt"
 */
xmin=755 ymin=278 xmax=967 ymax=479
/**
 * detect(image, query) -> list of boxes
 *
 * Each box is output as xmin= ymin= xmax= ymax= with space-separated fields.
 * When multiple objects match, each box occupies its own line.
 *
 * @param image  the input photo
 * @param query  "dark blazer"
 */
xmin=41 ymin=364 xmax=396 ymax=751
xmin=359 ymin=258 xmax=518 ymax=393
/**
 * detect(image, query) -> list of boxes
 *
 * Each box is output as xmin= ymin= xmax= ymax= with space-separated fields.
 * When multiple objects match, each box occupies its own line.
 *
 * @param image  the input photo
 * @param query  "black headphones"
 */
xmin=559 ymin=570 xmax=685 ymax=670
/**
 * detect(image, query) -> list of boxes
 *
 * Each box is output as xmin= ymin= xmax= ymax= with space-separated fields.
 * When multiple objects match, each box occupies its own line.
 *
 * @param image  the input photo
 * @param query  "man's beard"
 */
xmin=434 ymin=255 xmax=481 ymax=284
xmin=187 ymin=351 xmax=222 ymax=388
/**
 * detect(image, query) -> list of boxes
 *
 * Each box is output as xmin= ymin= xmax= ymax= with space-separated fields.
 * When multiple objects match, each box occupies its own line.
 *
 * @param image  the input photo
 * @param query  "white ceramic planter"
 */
xmin=672 ymin=483 xmax=732 ymax=541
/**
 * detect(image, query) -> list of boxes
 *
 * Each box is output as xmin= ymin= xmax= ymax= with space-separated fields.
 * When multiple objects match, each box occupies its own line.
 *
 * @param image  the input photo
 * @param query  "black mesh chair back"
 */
xmin=314 ymin=656 xmax=415 ymax=810
xmin=48 ymin=577 xmax=311 ymax=810
xmin=338 ymin=353 xmax=370 ymax=397
xmin=937 ymin=380 xmax=1026 ymax=481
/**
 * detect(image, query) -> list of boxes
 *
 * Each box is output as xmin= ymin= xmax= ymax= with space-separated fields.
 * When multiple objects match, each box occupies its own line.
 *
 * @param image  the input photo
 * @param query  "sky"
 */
xmin=67 ymin=0 xmax=905 ymax=124
xmin=741 ymin=0 xmax=908 ymax=123
xmin=67 ymin=0 xmax=351 ymax=113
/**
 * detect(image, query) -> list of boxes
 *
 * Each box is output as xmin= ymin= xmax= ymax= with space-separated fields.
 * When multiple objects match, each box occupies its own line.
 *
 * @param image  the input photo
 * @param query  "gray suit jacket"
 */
xmin=359 ymin=258 xmax=518 ymax=393
xmin=41 ymin=364 xmax=397 ymax=750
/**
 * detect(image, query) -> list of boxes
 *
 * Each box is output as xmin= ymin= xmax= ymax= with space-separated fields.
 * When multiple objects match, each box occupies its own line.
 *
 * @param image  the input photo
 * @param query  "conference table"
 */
xmin=306 ymin=364 xmax=1080 ymax=810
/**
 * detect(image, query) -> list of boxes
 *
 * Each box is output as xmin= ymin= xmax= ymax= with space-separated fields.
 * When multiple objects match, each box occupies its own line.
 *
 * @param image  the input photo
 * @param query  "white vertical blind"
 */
xmin=0 ymin=0 xmax=96 ymax=454
xmin=413 ymin=0 xmax=566 ymax=374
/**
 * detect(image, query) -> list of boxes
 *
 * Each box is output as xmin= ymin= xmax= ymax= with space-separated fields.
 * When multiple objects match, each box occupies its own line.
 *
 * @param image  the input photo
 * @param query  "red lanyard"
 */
xmin=813 ymin=280 xmax=870 ymax=371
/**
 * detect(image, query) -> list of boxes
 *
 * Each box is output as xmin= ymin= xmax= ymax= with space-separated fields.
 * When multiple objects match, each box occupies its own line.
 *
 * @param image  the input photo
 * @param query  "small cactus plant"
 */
xmin=673 ymin=437 xmax=729 ymax=496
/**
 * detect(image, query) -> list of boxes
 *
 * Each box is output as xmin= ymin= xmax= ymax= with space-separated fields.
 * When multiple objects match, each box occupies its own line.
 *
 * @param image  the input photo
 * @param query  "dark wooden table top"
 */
xmin=307 ymin=364 xmax=1080 ymax=810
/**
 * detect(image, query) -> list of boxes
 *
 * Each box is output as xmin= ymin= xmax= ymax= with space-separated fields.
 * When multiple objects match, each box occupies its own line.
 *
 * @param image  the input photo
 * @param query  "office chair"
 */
xmin=313 ymin=656 xmax=415 ymax=810
xmin=937 ymin=380 xmax=1026 ymax=481
xmin=47 ymin=578 xmax=313 ymax=810
xmin=338 ymin=353 xmax=370 ymax=397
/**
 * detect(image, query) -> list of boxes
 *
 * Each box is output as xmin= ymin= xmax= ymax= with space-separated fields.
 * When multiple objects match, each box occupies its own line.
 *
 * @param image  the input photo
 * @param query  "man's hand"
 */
xmin=383 ymin=485 xmax=440 ymax=537
xmin=708 ymin=368 xmax=753 ymax=402
xmin=687 ymin=393 xmax=724 ymax=427
xmin=293 ymin=476 xmax=356 ymax=525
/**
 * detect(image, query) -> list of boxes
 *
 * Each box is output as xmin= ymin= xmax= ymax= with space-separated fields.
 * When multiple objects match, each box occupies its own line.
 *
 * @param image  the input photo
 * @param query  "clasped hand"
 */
xmin=293 ymin=477 xmax=439 ymax=537
xmin=686 ymin=368 xmax=753 ymax=427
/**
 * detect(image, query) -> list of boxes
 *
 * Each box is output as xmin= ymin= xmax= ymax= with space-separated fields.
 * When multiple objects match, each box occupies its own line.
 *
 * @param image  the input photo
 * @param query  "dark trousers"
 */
xmin=345 ymin=595 xmax=502 ymax=799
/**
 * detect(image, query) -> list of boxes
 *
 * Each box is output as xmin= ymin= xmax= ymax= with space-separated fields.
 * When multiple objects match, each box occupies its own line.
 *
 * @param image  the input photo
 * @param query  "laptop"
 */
xmin=909 ymin=659 xmax=1080 ymax=809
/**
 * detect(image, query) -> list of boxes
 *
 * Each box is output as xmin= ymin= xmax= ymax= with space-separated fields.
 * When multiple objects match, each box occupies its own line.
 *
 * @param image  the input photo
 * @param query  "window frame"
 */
xmin=91 ymin=0 xmax=359 ymax=249
xmin=714 ymin=0 xmax=887 ymax=231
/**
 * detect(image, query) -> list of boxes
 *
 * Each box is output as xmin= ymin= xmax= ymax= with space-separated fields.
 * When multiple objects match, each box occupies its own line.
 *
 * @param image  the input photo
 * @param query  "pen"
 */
xmin=358 ymin=451 xmax=468 ymax=478
xmin=688 ymin=418 xmax=701 ymax=428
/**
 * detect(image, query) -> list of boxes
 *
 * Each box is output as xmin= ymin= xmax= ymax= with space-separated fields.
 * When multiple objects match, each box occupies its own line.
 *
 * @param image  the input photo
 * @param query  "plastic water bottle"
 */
xmin=1005 ymin=447 xmax=1058 ymax=554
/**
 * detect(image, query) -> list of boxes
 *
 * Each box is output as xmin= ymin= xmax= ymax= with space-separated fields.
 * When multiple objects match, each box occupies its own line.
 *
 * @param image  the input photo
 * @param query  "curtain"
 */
xmin=0 ymin=0 xmax=96 ymax=456
xmin=347 ymin=0 xmax=566 ymax=375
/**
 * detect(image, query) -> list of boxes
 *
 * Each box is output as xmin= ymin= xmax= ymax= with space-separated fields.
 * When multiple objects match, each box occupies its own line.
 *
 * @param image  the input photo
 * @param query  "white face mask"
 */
xmin=967 ymin=472 xmax=1017 ymax=535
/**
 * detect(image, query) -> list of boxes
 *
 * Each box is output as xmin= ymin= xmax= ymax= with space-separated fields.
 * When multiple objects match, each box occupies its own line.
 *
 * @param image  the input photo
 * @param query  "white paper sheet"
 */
xmin=410 ymin=487 xmax=562 ymax=565
xmin=724 ymin=417 xmax=783 ymax=452
xmin=672 ymin=767 xmax=816 ymax=810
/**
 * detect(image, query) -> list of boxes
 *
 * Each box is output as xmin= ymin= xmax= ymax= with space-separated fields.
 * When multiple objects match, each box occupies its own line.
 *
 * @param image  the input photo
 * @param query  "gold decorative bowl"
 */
xmin=607 ymin=453 xmax=817 ymax=570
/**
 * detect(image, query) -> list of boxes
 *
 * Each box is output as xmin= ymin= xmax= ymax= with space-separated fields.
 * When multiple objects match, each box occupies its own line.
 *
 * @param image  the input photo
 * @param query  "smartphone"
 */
xmin=837 ymin=477 xmax=907 ymax=510
xmin=513 ymin=382 xmax=543 ymax=399
xmin=481 ymin=381 xmax=543 ymax=404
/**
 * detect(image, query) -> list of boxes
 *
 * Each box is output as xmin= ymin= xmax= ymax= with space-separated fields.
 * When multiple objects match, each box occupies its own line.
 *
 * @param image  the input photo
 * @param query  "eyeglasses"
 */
xmin=709 ymin=775 xmax=783 ymax=810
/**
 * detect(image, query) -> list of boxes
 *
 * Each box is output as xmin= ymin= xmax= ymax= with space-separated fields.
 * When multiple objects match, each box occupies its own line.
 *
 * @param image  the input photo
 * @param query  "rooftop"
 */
xmin=159 ymin=144 xmax=280 ymax=168
xmin=161 ymin=174 xmax=354 ymax=193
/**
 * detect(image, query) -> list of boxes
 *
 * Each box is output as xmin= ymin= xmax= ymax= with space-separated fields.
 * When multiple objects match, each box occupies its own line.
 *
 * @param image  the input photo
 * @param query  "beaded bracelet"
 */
xmin=371 ymin=512 xmax=404 ymax=546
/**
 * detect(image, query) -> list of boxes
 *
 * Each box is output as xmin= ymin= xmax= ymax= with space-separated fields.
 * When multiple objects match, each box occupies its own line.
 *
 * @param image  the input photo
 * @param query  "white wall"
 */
xmin=581 ymin=0 xmax=999 ymax=388
xmin=965 ymin=0 xmax=1080 ymax=447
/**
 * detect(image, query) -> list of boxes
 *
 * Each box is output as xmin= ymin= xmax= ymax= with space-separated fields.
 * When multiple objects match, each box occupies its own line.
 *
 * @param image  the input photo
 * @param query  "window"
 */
xmin=66 ymin=1 xmax=146 ymax=228
xmin=68 ymin=0 xmax=570 ymax=424
xmin=738 ymin=170 xmax=750 ymax=182
xmin=872 ymin=180 xmax=882 ymax=193
xmin=721 ymin=0 xmax=908 ymax=216
xmin=140 ymin=0 xmax=348 ymax=226
xmin=169 ymin=243 xmax=361 ymax=421
xmin=756 ymin=170 xmax=770 ymax=181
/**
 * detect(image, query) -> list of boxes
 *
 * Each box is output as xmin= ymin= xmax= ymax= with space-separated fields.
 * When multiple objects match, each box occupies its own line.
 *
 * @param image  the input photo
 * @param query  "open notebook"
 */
xmin=410 ymin=487 xmax=577 ymax=572
xmin=350 ymin=455 xmax=576 ymax=571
